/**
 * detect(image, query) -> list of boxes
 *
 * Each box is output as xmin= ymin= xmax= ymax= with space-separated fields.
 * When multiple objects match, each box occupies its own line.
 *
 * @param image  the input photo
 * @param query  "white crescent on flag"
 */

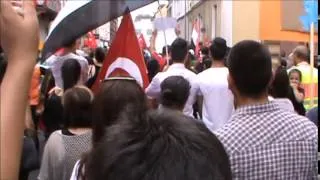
xmin=41 ymin=0 xmax=156 ymax=62
xmin=105 ymin=57 xmax=143 ymax=87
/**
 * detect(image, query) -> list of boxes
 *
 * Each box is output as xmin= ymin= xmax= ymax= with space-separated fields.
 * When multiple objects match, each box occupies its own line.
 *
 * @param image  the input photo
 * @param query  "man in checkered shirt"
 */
xmin=215 ymin=40 xmax=318 ymax=179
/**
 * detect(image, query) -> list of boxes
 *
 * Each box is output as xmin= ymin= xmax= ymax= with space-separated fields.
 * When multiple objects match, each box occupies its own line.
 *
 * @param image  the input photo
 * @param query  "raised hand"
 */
xmin=0 ymin=0 xmax=39 ymax=62
xmin=0 ymin=1 xmax=39 ymax=179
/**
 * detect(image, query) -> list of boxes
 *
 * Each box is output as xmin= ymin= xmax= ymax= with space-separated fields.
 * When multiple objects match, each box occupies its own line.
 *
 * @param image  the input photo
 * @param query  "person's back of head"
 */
xmin=227 ymin=40 xmax=272 ymax=98
xmin=92 ymin=78 xmax=148 ymax=147
xmin=201 ymin=47 xmax=209 ymax=56
xmin=63 ymin=39 xmax=78 ymax=52
xmin=280 ymin=58 xmax=287 ymax=68
xmin=84 ymin=110 xmax=232 ymax=180
xmin=210 ymin=37 xmax=227 ymax=61
xmin=292 ymin=45 xmax=309 ymax=64
xmin=161 ymin=45 xmax=171 ymax=57
xmin=171 ymin=38 xmax=188 ymax=63
xmin=147 ymin=58 xmax=160 ymax=81
xmin=62 ymin=86 xmax=93 ymax=128
xmin=160 ymin=76 xmax=190 ymax=111
xmin=269 ymin=66 xmax=290 ymax=98
xmin=94 ymin=47 xmax=106 ymax=63
xmin=61 ymin=59 xmax=81 ymax=91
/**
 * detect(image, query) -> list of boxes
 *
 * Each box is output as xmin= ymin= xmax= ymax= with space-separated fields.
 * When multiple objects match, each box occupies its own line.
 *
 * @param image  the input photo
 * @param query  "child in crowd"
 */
xmin=289 ymin=69 xmax=305 ymax=103
xmin=288 ymin=69 xmax=306 ymax=115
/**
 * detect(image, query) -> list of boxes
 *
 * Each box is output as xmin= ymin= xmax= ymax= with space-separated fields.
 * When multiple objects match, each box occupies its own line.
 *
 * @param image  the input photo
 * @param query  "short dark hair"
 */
xmin=161 ymin=45 xmax=171 ymax=56
xmin=171 ymin=38 xmax=188 ymax=62
xmin=201 ymin=47 xmax=209 ymax=56
xmin=269 ymin=66 xmax=290 ymax=98
xmin=160 ymin=76 xmax=190 ymax=110
xmin=210 ymin=37 xmax=227 ymax=60
xmin=61 ymin=59 xmax=81 ymax=91
xmin=63 ymin=39 xmax=77 ymax=48
xmin=0 ymin=55 xmax=7 ymax=84
xmin=227 ymin=40 xmax=272 ymax=98
xmin=95 ymin=47 xmax=106 ymax=63
xmin=84 ymin=110 xmax=232 ymax=180
xmin=147 ymin=58 xmax=160 ymax=81
xmin=62 ymin=86 xmax=93 ymax=128
xmin=280 ymin=58 xmax=287 ymax=68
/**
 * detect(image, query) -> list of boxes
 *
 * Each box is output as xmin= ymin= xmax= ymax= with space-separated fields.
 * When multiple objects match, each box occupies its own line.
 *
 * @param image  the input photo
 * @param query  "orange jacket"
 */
xmin=29 ymin=66 xmax=41 ymax=105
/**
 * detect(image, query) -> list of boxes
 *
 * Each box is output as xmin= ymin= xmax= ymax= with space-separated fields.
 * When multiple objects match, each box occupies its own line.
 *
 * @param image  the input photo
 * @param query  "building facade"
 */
xmin=168 ymin=0 xmax=318 ymax=55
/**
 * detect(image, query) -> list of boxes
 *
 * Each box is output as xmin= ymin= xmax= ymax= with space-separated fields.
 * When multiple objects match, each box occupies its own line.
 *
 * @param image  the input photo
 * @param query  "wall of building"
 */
xmin=232 ymin=0 xmax=260 ymax=45
xmin=220 ymin=0 xmax=232 ymax=47
xmin=174 ymin=0 xmax=260 ymax=46
xmin=260 ymin=0 xmax=318 ymax=42
xmin=174 ymin=0 xmax=214 ymax=42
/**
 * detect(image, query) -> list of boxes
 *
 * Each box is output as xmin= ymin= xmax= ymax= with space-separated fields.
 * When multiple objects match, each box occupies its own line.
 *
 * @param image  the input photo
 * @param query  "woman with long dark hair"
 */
xmin=70 ymin=77 xmax=148 ymax=179
xmin=42 ymin=59 xmax=81 ymax=138
xmin=268 ymin=66 xmax=295 ymax=112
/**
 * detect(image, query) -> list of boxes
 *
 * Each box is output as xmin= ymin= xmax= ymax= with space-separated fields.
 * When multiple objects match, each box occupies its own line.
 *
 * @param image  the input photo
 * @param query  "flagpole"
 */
xmin=309 ymin=21 xmax=314 ymax=108
xmin=157 ymin=0 xmax=169 ymax=65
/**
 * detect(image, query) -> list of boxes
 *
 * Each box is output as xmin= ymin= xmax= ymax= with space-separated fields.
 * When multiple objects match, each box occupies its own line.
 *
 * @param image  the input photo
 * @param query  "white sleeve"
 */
xmin=70 ymin=160 xmax=81 ymax=180
xmin=193 ymin=75 xmax=202 ymax=96
xmin=189 ymin=75 xmax=200 ymax=105
xmin=145 ymin=74 xmax=161 ymax=98
xmin=82 ymin=59 xmax=89 ymax=82
xmin=44 ymin=55 xmax=57 ymax=67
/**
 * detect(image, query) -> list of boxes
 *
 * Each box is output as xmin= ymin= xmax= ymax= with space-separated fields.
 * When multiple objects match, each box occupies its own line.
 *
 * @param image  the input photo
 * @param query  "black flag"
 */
xmin=41 ymin=0 xmax=156 ymax=62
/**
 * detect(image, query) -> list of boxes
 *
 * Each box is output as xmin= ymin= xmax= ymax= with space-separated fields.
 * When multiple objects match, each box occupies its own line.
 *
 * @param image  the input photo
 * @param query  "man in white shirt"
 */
xmin=196 ymin=37 xmax=234 ymax=131
xmin=145 ymin=38 xmax=197 ymax=117
xmin=45 ymin=39 xmax=89 ymax=89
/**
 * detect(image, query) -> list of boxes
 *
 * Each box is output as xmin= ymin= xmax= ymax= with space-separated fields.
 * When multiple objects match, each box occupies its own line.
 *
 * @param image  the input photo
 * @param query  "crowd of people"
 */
xmin=0 ymin=1 xmax=318 ymax=180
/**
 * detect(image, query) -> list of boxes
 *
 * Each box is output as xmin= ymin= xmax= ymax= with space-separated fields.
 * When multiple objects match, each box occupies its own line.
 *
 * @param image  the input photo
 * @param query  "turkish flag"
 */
xmin=92 ymin=12 xmax=149 ymax=92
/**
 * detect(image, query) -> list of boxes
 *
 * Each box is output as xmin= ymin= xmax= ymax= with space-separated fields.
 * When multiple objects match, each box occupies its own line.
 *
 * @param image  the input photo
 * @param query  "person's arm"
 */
xmin=192 ymin=77 xmax=202 ymax=119
xmin=0 ymin=1 xmax=39 ymax=179
xmin=149 ymin=30 xmax=157 ymax=53
xmin=291 ymin=85 xmax=304 ymax=103
xmin=294 ymin=89 xmax=304 ymax=102
xmin=145 ymin=74 xmax=161 ymax=98
xmin=25 ymin=105 xmax=35 ymax=130
xmin=145 ymin=74 xmax=161 ymax=109
xmin=197 ymin=96 xmax=203 ymax=119
xmin=81 ymin=58 xmax=89 ymax=84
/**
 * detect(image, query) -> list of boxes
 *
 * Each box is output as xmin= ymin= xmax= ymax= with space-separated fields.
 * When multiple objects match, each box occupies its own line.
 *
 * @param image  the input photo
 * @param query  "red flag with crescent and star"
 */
xmin=92 ymin=12 xmax=149 ymax=92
